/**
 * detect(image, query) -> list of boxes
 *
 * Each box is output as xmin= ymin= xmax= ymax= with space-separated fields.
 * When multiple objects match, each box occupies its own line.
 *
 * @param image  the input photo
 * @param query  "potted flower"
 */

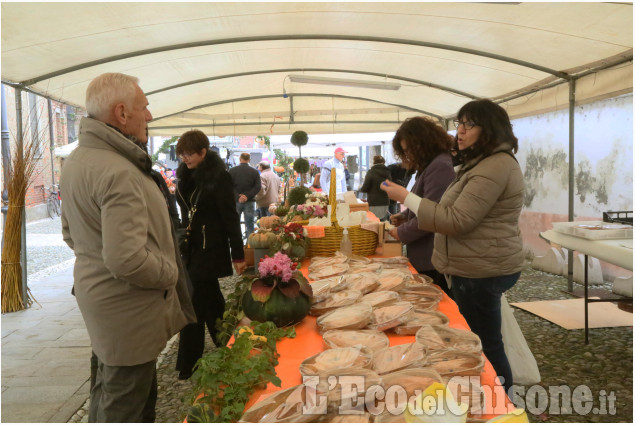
xmin=270 ymin=222 xmax=308 ymax=260
xmin=242 ymin=253 xmax=313 ymax=327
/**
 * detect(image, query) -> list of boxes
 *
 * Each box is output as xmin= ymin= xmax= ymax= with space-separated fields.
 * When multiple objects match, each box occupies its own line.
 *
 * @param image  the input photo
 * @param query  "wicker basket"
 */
xmin=308 ymin=168 xmax=378 ymax=257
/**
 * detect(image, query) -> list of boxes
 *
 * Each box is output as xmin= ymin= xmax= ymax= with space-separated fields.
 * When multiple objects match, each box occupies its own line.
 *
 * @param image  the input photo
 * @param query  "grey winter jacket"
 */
xmin=416 ymin=143 xmax=525 ymax=278
xmin=61 ymin=117 xmax=196 ymax=366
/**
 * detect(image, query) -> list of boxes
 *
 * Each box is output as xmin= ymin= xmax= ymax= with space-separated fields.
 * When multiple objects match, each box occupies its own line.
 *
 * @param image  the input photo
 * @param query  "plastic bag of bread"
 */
xmin=394 ymin=311 xmax=450 ymax=335
xmin=299 ymin=346 xmax=373 ymax=376
xmin=368 ymin=301 xmax=414 ymax=331
xmin=415 ymin=324 xmax=482 ymax=353
xmin=372 ymin=342 xmax=427 ymax=375
xmin=322 ymin=329 xmax=390 ymax=353
xmin=317 ymin=304 xmax=373 ymax=332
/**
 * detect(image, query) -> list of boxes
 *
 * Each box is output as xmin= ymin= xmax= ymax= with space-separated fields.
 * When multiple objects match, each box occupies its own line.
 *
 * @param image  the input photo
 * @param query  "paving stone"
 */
xmin=33 ymin=346 xmax=92 ymax=360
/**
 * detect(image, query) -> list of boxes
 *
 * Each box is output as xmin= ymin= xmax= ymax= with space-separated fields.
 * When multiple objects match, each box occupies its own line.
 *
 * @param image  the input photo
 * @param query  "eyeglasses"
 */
xmin=453 ymin=119 xmax=477 ymax=130
xmin=178 ymin=153 xmax=193 ymax=160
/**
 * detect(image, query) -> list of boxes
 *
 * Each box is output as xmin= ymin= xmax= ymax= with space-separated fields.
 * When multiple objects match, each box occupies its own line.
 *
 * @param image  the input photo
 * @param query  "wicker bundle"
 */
xmin=308 ymin=168 xmax=377 ymax=257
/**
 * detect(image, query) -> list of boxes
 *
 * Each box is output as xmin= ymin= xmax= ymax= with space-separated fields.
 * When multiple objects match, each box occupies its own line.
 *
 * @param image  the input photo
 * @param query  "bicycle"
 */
xmin=44 ymin=184 xmax=61 ymax=218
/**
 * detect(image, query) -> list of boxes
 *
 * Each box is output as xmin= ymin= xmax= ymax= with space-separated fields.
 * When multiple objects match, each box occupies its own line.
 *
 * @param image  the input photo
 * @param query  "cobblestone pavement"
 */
xmin=24 ymin=219 xmax=632 ymax=423
xmin=26 ymin=216 xmax=75 ymax=279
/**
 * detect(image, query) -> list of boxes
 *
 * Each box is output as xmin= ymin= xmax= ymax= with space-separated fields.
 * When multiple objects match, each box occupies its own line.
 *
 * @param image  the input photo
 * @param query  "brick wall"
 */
xmin=3 ymin=86 xmax=71 ymax=208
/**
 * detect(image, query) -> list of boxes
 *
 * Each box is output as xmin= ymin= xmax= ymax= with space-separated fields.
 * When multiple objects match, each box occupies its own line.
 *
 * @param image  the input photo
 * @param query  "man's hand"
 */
xmin=234 ymin=261 xmax=247 ymax=275
xmin=380 ymin=180 xmax=409 ymax=204
xmin=238 ymin=194 xmax=247 ymax=203
xmin=388 ymin=227 xmax=401 ymax=241
xmin=390 ymin=213 xmax=406 ymax=226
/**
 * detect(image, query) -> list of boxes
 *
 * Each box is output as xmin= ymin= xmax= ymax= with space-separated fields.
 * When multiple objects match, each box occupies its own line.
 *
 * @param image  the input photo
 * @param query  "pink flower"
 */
xmin=259 ymin=252 xmax=295 ymax=282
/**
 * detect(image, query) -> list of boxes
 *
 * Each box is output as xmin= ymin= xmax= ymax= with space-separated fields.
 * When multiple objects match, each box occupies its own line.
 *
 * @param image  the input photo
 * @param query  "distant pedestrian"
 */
xmin=228 ymin=153 xmax=261 ymax=238
xmin=320 ymin=147 xmax=347 ymax=196
xmin=359 ymin=155 xmax=391 ymax=220
xmin=255 ymin=161 xmax=281 ymax=218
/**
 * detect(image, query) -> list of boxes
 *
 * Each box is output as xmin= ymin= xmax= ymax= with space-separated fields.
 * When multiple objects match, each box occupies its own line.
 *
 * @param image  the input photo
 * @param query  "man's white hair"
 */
xmin=85 ymin=73 xmax=139 ymax=120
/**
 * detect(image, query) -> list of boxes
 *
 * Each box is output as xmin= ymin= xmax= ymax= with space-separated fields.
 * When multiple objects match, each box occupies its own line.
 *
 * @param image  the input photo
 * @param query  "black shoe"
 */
xmin=178 ymin=371 xmax=192 ymax=380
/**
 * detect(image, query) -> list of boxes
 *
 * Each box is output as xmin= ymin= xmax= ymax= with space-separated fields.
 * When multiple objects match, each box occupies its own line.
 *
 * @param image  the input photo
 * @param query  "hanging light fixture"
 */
xmin=288 ymin=74 xmax=401 ymax=91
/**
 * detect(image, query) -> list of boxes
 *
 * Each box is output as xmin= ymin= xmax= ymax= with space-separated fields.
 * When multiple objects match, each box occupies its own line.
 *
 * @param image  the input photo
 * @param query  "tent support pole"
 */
xmin=289 ymin=95 xmax=294 ymax=123
xmin=566 ymin=79 xmax=576 ymax=292
xmin=1 ymin=84 xmax=12 ymax=239
xmin=47 ymin=99 xmax=56 ymax=185
xmin=15 ymin=89 xmax=28 ymax=306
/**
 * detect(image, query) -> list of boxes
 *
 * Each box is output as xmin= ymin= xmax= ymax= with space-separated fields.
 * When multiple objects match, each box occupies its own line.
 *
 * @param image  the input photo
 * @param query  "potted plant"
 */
xmin=242 ymin=252 xmax=313 ymax=327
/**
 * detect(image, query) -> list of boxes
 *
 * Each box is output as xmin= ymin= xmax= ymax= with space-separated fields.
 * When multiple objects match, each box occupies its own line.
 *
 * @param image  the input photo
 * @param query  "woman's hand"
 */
xmin=388 ymin=227 xmax=401 ymax=241
xmin=390 ymin=213 xmax=406 ymax=226
xmin=234 ymin=261 xmax=247 ymax=275
xmin=380 ymin=180 xmax=409 ymax=204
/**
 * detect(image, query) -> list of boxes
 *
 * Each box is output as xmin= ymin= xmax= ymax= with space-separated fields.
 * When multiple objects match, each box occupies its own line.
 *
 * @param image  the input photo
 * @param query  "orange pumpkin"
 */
xmin=259 ymin=215 xmax=281 ymax=229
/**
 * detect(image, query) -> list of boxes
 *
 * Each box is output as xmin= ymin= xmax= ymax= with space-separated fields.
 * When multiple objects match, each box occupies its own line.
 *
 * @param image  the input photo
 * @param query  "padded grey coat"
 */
xmin=417 ymin=143 xmax=525 ymax=278
xmin=61 ymin=117 xmax=196 ymax=366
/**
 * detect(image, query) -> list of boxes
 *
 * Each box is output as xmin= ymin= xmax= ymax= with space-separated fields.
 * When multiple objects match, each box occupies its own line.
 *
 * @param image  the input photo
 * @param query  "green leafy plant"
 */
xmin=255 ymin=135 xmax=271 ymax=149
xmin=290 ymin=130 xmax=308 ymax=156
xmin=188 ymin=321 xmax=296 ymax=423
xmin=288 ymin=186 xmax=312 ymax=206
xmin=273 ymin=149 xmax=293 ymax=173
xmin=293 ymin=157 xmax=309 ymax=174
xmin=274 ymin=205 xmax=289 ymax=217
xmin=293 ymin=157 xmax=310 ymax=186
xmin=215 ymin=275 xmax=252 ymax=347
xmin=151 ymin=135 xmax=178 ymax=162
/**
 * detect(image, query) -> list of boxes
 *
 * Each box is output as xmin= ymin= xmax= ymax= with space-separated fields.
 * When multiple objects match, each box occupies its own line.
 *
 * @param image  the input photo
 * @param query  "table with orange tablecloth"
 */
xmin=244 ymin=256 xmax=517 ymax=420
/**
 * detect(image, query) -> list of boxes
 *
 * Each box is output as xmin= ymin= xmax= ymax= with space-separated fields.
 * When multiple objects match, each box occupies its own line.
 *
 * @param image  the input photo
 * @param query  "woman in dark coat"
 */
xmin=174 ymin=129 xmax=246 ymax=379
xmin=358 ymin=155 xmax=391 ymax=220
xmin=387 ymin=117 xmax=455 ymax=297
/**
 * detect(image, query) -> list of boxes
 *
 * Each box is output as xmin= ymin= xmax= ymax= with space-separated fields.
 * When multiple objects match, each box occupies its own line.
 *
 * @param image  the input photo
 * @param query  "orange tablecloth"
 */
xmin=244 ymin=257 xmax=516 ymax=420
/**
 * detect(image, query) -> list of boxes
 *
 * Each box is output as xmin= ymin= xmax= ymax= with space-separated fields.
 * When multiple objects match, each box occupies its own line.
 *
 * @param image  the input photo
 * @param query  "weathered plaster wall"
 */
xmin=514 ymin=94 xmax=633 ymax=279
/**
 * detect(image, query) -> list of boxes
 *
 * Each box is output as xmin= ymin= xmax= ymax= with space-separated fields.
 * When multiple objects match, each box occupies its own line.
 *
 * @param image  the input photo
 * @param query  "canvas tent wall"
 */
xmin=1 ymin=2 xmax=631 ymax=137
xmin=2 ymin=2 xmax=632 ymax=230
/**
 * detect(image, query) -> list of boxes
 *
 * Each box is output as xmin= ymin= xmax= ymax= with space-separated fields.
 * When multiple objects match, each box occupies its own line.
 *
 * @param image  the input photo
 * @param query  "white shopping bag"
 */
xmin=501 ymin=294 xmax=541 ymax=385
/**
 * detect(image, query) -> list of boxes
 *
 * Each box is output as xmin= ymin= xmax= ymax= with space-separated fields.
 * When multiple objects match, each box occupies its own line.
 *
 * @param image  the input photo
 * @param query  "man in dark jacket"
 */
xmin=359 ymin=155 xmax=392 ymax=220
xmin=228 ymin=153 xmax=261 ymax=239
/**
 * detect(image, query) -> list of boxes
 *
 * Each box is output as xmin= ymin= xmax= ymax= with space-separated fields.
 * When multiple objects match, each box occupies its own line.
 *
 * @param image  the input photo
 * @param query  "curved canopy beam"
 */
xmin=149 ymin=119 xmax=403 ymax=131
xmin=150 ymin=92 xmax=443 ymax=122
xmin=20 ymin=34 xmax=570 ymax=86
xmin=145 ymin=68 xmax=479 ymax=100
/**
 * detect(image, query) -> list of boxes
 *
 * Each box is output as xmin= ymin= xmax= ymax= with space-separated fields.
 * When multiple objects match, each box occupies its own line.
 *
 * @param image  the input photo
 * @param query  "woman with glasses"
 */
xmin=381 ymin=99 xmax=524 ymax=392
xmin=173 ymin=129 xmax=246 ymax=380
xmin=386 ymin=117 xmax=455 ymax=295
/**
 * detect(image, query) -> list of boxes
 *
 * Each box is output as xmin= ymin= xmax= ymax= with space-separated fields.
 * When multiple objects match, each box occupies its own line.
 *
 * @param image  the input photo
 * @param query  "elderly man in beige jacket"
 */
xmin=61 ymin=73 xmax=195 ymax=422
xmin=255 ymin=161 xmax=281 ymax=218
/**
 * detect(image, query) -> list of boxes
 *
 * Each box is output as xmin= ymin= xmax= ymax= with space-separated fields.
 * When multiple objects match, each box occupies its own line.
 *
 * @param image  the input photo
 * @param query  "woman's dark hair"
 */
xmin=392 ymin=116 xmax=453 ymax=172
xmin=175 ymin=129 xmax=210 ymax=156
xmin=457 ymin=99 xmax=518 ymax=155
xmin=372 ymin=155 xmax=385 ymax=165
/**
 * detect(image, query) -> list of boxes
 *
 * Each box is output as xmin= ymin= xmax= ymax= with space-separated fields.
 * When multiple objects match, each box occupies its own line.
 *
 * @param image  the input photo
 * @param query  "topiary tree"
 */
xmin=288 ymin=186 xmax=312 ymax=207
xmin=290 ymin=130 xmax=308 ymax=158
xmin=293 ymin=158 xmax=310 ymax=186
xmin=290 ymin=131 xmax=309 ymax=186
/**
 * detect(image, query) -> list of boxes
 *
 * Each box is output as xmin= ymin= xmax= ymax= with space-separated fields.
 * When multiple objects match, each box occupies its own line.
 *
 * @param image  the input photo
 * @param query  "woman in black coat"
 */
xmin=174 ymin=129 xmax=246 ymax=379
xmin=359 ymin=155 xmax=392 ymax=220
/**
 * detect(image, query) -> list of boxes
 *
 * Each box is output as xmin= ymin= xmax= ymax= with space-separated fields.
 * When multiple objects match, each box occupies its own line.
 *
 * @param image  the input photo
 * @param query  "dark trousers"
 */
xmin=420 ymin=268 xmax=453 ymax=300
xmin=89 ymin=353 xmax=157 ymax=422
xmin=176 ymin=276 xmax=226 ymax=375
xmin=257 ymin=206 xmax=270 ymax=219
xmin=451 ymin=272 xmax=520 ymax=392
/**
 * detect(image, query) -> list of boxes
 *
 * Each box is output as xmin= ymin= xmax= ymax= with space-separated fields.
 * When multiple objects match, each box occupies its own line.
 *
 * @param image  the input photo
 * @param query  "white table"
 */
xmin=540 ymin=230 xmax=633 ymax=343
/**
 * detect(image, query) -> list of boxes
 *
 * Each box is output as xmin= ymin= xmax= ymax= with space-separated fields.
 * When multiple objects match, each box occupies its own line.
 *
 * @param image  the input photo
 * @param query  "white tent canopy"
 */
xmin=1 ymin=2 xmax=632 ymax=137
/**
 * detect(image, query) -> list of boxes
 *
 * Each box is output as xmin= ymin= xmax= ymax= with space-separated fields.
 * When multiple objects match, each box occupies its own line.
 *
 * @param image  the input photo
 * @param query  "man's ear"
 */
xmin=113 ymin=103 xmax=127 ymax=126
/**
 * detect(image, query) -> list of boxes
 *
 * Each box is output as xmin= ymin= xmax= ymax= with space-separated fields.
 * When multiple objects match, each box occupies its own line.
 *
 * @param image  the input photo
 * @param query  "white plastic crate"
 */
xmin=552 ymin=221 xmax=633 ymax=240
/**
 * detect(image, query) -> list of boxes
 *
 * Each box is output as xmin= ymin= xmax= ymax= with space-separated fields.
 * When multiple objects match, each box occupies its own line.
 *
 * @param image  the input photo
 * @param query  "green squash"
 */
xmin=242 ymin=286 xmax=311 ymax=327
